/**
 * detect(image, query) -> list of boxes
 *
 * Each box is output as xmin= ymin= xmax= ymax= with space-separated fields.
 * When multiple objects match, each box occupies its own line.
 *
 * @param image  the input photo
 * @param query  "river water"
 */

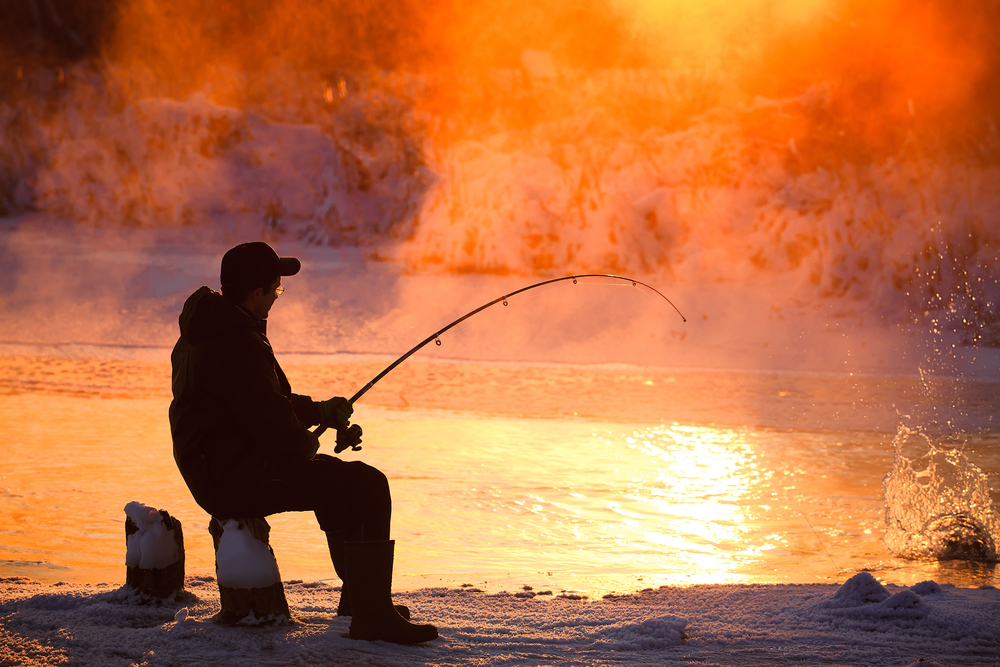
xmin=2 ymin=355 xmax=997 ymax=597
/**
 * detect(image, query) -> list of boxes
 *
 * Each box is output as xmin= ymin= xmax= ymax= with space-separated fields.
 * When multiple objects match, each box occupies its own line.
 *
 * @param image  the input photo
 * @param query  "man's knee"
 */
xmin=314 ymin=460 xmax=390 ymax=534
xmin=315 ymin=458 xmax=389 ymax=500
xmin=351 ymin=461 xmax=390 ymax=499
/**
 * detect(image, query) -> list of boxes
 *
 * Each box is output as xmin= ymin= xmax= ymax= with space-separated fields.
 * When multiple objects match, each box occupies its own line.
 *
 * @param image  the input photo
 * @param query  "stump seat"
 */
xmin=123 ymin=504 xmax=185 ymax=598
xmin=209 ymin=517 xmax=292 ymax=625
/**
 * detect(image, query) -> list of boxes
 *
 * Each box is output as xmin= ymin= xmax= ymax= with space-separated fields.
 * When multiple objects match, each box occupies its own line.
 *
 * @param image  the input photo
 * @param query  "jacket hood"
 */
xmin=178 ymin=286 xmax=257 ymax=345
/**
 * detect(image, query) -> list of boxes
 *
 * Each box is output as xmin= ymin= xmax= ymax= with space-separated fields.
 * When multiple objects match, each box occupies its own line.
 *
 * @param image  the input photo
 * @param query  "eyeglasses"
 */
xmin=274 ymin=285 xmax=285 ymax=296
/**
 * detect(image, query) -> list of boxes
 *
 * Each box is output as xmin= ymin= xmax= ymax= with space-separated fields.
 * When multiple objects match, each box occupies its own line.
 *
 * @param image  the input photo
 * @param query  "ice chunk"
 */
xmin=828 ymin=572 xmax=890 ymax=606
xmin=215 ymin=520 xmax=280 ymax=589
xmin=592 ymin=616 xmax=687 ymax=650
xmin=882 ymin=589 xmax=921 ymax=609
xmin=911 ymin=580 xmax=943 ymax=595
xmin=123 ymin=502 xmax=178 ymax=570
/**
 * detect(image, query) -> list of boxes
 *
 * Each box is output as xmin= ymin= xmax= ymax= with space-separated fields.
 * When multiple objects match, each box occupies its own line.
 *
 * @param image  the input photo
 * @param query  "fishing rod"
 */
xmin=315 ymin=274 xmax=686 ymax=446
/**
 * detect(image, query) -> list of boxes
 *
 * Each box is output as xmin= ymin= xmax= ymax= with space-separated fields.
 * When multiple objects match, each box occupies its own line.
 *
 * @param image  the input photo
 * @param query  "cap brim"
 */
xmin=278 ymin=257 xmax=301 ymax=276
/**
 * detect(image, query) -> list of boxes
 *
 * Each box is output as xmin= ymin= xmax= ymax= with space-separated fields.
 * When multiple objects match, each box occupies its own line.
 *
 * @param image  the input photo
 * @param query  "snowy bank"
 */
xmin=1 ymin=573 xmax=998 ymax=666
xmin=4 ymin=66 xmax=999 ymax=348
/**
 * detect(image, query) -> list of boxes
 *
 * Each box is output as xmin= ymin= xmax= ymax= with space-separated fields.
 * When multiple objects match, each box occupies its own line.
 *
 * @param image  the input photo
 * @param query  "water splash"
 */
xmin=882 ymin=426 xmax=998 ymax=562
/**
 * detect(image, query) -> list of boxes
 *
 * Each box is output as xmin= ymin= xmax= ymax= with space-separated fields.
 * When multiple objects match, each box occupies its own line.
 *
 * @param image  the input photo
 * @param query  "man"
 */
xmin=169 ymin=241 xmax=437 ymax=644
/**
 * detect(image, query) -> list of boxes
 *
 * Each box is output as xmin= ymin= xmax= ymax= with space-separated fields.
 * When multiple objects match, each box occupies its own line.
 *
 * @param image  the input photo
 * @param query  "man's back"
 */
xmin=169 ymin=286 xmax=313 ymax=518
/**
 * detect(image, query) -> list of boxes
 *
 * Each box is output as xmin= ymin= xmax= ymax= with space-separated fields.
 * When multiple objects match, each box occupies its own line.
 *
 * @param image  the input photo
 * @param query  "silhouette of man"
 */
xmin=169 ymin=241 xmax=436 ymax=643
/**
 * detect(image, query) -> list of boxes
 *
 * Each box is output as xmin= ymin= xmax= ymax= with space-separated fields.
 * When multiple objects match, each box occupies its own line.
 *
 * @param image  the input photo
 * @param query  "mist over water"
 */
xmin=4 ymin=73 xmax=999 ymax=363
xmin=3 ymin=2 xmax=1000 ymax=326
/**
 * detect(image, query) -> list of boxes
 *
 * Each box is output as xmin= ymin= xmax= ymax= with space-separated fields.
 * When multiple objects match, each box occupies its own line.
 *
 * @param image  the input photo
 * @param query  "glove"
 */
xmin=334 ymin=423 xmax=363 ymax=454
xmin=318 ymin=397 xmax=353 ymax=430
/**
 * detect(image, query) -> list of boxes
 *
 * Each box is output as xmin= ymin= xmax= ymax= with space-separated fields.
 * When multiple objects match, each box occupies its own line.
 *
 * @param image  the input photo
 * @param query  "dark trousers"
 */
xmin=236 ymin=454 xmax=391 ymax=542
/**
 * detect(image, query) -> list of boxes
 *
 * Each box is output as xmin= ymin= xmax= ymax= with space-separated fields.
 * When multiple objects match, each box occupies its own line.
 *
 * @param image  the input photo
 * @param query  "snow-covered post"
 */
xmin=208 ymin=517 xmax=291 ymax=625
xmin=123 ymin=502 xmax=185 ymax=597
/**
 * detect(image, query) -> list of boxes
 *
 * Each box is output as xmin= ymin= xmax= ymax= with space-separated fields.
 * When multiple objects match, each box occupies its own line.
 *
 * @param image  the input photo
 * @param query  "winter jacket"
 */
xmin=169 ymin=286 xmax=322 ymax=518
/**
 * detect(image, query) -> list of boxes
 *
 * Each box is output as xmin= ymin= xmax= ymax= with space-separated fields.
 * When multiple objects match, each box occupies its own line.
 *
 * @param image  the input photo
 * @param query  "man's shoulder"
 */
xmin=178 ymin=287 xmax=257 ymax=345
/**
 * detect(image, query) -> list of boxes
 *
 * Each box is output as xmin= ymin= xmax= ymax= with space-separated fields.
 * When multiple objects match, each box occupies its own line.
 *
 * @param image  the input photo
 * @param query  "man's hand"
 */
xmin=335 ymin=423 xmax=363 ymax=453
xmin=318 ymin=397 xmax=353 ymax=430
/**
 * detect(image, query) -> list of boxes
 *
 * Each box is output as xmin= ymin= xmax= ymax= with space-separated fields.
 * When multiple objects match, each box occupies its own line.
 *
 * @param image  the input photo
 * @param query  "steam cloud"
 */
xmin=1 ymin=1 xmax=998 ymax=344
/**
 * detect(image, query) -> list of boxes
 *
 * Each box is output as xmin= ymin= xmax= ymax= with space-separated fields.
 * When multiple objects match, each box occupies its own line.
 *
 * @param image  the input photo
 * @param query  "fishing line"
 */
xmin=422 ymin=280 xmax=635 ymax=351
xmin=793 ymin=495 xmax=842 ymax=572
xmin=315 ymin=273 xmax=686 ymax=445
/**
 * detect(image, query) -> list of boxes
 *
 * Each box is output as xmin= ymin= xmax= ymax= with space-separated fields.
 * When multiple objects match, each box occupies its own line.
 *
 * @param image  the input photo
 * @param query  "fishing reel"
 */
xmin=333 ymin=423 xmax=363 ymax=453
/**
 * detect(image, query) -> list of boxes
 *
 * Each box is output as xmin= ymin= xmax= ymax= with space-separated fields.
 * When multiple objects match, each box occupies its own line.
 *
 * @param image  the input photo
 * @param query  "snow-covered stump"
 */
xmin=208 ymin=517 xmax=291 ymax=625
xmin=123 ymin=502 xmax=185 ymax=598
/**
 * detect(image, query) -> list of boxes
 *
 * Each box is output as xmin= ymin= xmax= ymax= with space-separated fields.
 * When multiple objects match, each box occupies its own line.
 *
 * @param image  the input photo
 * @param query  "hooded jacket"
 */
xmin=169 ymin=286 xmax=321 ymax=518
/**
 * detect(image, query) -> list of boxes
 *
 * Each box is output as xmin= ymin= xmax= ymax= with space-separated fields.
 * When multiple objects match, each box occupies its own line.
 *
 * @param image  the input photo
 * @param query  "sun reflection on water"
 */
xmin=402 ymin=419 xmax=790 ymax=588
xmin=597 ymin=425 xmax=776 ymax=584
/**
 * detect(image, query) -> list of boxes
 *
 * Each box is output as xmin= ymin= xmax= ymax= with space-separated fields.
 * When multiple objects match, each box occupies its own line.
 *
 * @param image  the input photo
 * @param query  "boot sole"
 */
xmin=349 ymin=623 xmax=438 ymax=644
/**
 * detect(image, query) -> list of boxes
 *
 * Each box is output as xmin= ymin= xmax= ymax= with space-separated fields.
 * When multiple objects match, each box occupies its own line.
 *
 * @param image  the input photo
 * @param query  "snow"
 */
xmin=123 ymin=502 xmax=178 ymax=571
xmin=215 ymin=520 xmax=282 ymax=590
xmin=1 ymin=573 xmax=997 ymax=666
xmin=828 ymin=571 xmax=890 ymax=605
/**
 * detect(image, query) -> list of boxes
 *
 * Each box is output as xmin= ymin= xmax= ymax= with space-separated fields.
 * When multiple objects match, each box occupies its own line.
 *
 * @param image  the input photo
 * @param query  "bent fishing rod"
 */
xmin=314 ymin=274 xmax=686 ymax=444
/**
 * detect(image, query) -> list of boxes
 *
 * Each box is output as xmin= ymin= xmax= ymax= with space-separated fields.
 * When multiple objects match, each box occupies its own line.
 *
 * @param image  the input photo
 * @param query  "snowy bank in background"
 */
xmin=1 ymin=573 xmax=998 ymax=666
xmin=29 ymin=92 xmax=429 ymax=246
xmin=1 ymin=66 xmax=430 ymax=244
xmin=4 ymin=66 xmax=998 ymax=347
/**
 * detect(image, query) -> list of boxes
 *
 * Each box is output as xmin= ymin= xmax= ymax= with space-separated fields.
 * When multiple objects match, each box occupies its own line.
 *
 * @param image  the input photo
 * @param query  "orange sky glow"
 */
xmin=84 ymin=0 xmax=996 ymax=172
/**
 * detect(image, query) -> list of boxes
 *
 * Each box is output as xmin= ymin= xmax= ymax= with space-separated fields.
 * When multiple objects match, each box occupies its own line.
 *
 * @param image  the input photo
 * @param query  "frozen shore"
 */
xmin=2 ymin=573 xmax=999 ymax=666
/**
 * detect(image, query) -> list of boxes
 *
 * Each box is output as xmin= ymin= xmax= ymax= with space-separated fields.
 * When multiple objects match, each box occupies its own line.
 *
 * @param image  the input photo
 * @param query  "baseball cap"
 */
xmin=220 ymin=242 xmax=301 ymax=291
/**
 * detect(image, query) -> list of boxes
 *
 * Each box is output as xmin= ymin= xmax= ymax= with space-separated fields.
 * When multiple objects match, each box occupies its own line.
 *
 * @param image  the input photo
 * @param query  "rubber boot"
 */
xmin=337 ymin=582 xmax=410 ymax=620
xmin=344 ymin=540 xmax=438 ymax=644
xmin=327 ymin=534 xmax=410 ymax=619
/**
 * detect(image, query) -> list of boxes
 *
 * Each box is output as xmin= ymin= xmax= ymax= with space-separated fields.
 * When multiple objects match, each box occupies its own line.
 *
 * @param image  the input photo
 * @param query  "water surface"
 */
xmin=2 ymin=360 xmax=996 ymax=597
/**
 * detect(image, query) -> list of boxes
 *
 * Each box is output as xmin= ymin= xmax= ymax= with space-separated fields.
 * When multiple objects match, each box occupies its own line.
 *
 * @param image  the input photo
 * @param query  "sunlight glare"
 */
xmin=599 ymin=424 xmax=773 ymax=583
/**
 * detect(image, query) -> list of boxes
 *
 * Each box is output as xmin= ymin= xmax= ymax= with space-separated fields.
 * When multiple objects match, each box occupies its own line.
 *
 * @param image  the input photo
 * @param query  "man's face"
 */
xmin=247 ymin=277 xmax=282 ymax=321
